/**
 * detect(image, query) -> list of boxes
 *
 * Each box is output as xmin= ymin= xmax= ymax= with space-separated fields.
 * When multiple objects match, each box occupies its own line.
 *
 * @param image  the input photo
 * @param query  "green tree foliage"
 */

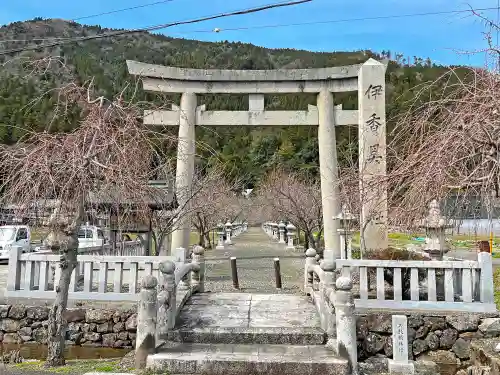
xmin=0 ymin=18 xmax=468 ymax=185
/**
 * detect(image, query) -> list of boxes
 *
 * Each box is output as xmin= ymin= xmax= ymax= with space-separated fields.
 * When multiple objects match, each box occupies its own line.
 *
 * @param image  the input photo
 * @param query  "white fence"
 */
xmin=306 ymin=251 xmax=496 ymax=313
xmin=78 ymin=240 xmax=145 ymax=256
xmin=6 ymin=247 xmax=186 ymax=301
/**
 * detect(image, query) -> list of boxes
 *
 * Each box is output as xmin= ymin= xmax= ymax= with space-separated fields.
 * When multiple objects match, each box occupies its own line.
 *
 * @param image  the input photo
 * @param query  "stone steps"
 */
xmin=147 ymin=342 xmax=349 ymax=375
xmin=165 ymin=326 xmax=326 ymax=345
xmin=147 ymin=292 xmax=346 ymax=375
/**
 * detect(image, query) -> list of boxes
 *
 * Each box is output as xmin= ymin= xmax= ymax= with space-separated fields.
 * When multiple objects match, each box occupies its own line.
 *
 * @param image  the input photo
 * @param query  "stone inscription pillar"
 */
xmin=317 ymin=89 xmax=341 ymax=261
xmin=358 ymin=59 xmax=388 ymax=252
xmin=171 ymin=93 xmax=197 ymax=257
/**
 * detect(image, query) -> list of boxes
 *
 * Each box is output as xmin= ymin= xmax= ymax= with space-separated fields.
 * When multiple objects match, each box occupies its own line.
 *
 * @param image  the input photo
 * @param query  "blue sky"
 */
xmin=0 ymin=0 xmax=498 ymax=66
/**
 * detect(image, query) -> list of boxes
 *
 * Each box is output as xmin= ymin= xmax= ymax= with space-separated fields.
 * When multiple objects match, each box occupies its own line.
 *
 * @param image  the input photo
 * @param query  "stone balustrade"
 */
xmin=305 ymin=249 xmax=496 ymax=314
xmin=136 ymin=246 xmax=206 ymax=367
xmin=303 ymin=248 xmax=497 ymax=373
xmin=5 ymin=244 xmax=201 ymax=301
xmin=303 ymin=248 xmax=357 ymax=372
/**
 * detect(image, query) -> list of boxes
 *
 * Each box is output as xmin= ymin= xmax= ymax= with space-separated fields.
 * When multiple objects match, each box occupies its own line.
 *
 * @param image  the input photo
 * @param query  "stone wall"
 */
xmin=0 ymin=304 xmax=137 ymax=348
xmin=357 ymin=312 xmax=500 ymax=371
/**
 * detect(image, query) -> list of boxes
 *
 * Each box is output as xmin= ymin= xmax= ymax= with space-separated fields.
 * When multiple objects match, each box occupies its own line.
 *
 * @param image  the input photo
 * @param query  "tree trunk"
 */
xmin=45 ymin=239 xmax=78 ymax=367
xmin=202 ymin=232 xmax=211 ymax=248
xmin=303 ymin=230 xmax=310 ymax=249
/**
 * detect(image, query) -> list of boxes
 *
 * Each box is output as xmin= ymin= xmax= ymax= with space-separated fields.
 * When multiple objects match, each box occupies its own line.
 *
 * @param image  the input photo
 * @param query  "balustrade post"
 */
xmin=7 ymin=246 xmax=22 ymax=291
xmin=304 ymin=248 xmax=317 ymax=293
xmin=335 ymin=276 xmax=358 ymax=375
xmin=320 ymin=260 xmax=337 ymax=349
xmin=479 ymin=252 xmax=494 ymax=304
xmin=157 ymin=261 xmax=177 ymax=338
xmin=135 ymin=275 xmax=158 ymax=370
xmin=191 ymin=245 xmax=205 ymax=293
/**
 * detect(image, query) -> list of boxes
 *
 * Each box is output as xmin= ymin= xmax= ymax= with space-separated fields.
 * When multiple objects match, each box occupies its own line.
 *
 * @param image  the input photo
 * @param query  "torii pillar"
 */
xmin=170 ymin=93 xmax=197 ymax=257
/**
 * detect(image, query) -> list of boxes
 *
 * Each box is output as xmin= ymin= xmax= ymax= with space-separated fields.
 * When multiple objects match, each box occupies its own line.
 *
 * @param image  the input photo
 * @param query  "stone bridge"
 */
xmin=138 ymin=226 xmax=352 ymax=375
xmin=134 ymin=225 xmax=497 ymax=375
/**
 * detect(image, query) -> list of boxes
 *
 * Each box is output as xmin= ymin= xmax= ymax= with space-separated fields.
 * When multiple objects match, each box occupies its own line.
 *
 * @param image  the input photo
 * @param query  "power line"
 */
xmin=0 ymin=0 xmax=311 ymax=55
xmin=72 ymin=0 xmax=177 ymax=21
xmin=1 ymin=4 xmax=496 ymax=48
xmin=169 ymin=6 xmax=500 ymax=34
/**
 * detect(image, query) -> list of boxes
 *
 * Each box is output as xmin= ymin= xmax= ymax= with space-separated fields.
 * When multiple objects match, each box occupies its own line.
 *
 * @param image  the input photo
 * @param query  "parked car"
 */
xmin=0 ymin=225 xmax=32 ymax=261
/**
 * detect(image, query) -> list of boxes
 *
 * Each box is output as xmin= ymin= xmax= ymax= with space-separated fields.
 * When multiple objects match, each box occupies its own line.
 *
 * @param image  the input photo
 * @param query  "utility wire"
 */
xmin=170 ymin=6 xmax=500 ymax=34
xmin=1 ymin=4 xmax=496 ymax=48
xmin=72 ymin=0 xmax=177 ymax=21
xmin=0 ymin=0 xmax=311 ymax=55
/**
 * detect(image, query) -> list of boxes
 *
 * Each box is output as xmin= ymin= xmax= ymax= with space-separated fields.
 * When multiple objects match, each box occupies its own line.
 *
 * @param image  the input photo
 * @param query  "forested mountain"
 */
xmin=0 ymin=18 xmax=466 ymax=185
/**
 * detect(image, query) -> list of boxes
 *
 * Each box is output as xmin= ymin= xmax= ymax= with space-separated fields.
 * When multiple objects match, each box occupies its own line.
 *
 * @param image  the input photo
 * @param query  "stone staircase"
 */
xmin=146 ymin=292 xmax=349 ymax=375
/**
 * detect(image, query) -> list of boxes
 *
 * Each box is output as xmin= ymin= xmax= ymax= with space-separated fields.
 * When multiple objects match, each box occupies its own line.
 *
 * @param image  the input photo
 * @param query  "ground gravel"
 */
xmin=203 ymin=227 xmax=305 ymax=294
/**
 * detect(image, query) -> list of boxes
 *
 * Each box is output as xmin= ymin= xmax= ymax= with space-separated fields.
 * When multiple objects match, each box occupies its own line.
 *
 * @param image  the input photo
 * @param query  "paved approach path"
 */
xmin=203 ymin=226 xmax=305 ymax=294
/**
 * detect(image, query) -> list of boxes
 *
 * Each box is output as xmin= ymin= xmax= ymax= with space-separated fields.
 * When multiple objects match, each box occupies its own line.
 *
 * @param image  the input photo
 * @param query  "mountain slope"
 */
xmin=0 ymin=18 xmax=458 ymax=183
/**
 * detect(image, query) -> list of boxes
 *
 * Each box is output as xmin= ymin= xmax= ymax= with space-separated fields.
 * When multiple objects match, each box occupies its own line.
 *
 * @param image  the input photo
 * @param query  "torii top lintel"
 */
xmin=126 ymin=58 xmax=386 ymax=94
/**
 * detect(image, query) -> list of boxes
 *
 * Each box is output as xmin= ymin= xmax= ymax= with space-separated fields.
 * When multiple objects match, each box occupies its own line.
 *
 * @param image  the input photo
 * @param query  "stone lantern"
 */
xmin=216 ymin=222 xmax=225 ymax=250
xmin=286 ymin=223 xmax=296 ymax=250
xmin=278 ymin=221 xmax=286 ymax=244
xmin=271 ymin=222 xmax=279 ymax=241
xmin=335 ymin=204 xmax=357 ymax=259
xmin=418 ymin=199 xmax=453 ymax=260
xmin=225 ymin=221 xmax=233 ymax=245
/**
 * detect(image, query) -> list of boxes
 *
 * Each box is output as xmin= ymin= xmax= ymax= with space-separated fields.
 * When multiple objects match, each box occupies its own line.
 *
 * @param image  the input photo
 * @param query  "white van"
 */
xmin=0 ymin=225 xmax=31 ymax=261
xmin=77 ymin=224 xmax=106 ymax=249
xmin=0 ymin=223 xmax=107 ymax=262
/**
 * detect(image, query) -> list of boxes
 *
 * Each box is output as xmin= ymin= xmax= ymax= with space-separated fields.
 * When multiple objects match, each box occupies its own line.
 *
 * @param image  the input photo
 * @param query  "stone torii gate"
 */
xmin=127 ymin=59 xmax=388 ymax=260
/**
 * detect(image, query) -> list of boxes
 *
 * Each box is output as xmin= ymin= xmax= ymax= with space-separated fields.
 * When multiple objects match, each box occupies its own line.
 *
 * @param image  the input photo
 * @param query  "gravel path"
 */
xmin=202 ymin=227 xmax=305 ymax=294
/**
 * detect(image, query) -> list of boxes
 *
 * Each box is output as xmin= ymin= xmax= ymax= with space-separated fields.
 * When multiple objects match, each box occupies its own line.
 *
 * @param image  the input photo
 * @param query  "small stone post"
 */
xmin=304 ymin=248 xmax=317 ymax=293
xmin=286 ymin=223 xmax=296 ymax=250
xmin=243 ymin=221 xmax=248 ymax=231
xmin=216 ymin=223 xmax=225 ymax=250
xmin=388 ymin=315 xmax=414 ymax=374
xmin=225 ymin=221 xmax=233 ymax=245
xmin=320 ymin=260 xmax=336 ymax=349
xmin=157 ymin=260 xmax=177 ymax=338
xmin=191 ymin=245 xmax=205 ymax=293
xmin=278 ymin=221 xmax=286 ymax=244
xmin=135 ymin=275 xmax=158 ymax=370
xmin=335 ymin=276 xmax=358 ymax=375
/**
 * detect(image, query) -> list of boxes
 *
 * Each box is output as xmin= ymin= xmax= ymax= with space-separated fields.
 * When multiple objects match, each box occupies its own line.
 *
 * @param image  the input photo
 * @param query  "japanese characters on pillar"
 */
xmin=358 ymin=59 xmax=388 ymax=252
